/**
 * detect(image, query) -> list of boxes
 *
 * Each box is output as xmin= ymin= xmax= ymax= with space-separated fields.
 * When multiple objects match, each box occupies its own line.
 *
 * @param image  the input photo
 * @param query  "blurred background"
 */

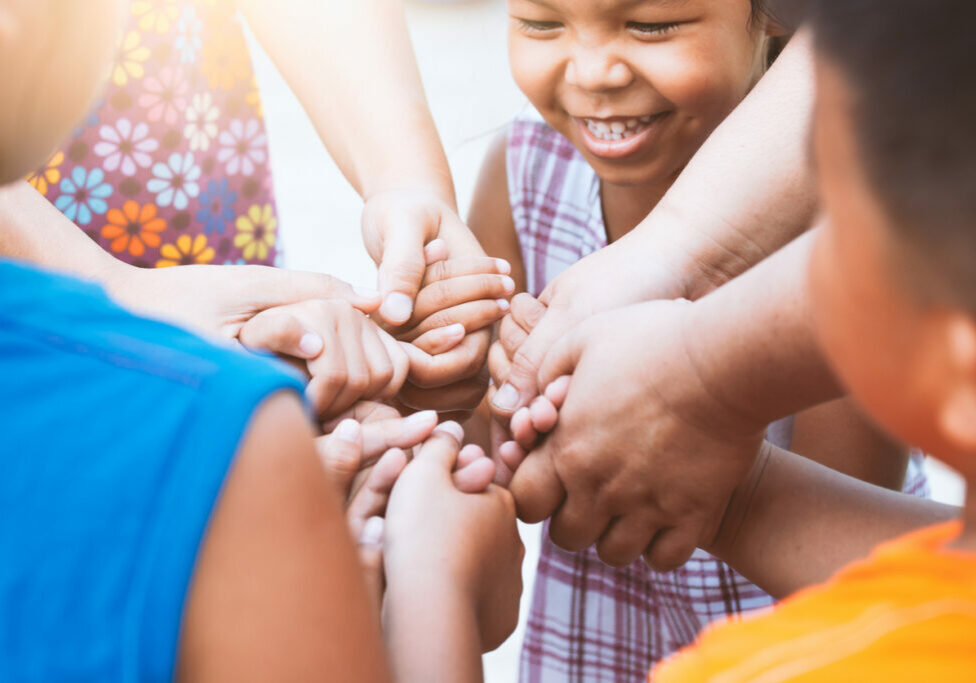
xmin=246 ymin=0 xmax=965 ymax=680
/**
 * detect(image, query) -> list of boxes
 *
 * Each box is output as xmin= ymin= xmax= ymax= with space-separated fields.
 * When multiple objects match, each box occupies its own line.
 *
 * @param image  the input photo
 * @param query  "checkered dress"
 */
xmin=507 ymin=109 xmax=932 ymax=683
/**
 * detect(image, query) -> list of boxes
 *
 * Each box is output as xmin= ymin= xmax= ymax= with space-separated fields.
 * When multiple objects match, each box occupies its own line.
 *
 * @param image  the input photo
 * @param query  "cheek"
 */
xmin=509 ymin=38 xmax=563 ymax=114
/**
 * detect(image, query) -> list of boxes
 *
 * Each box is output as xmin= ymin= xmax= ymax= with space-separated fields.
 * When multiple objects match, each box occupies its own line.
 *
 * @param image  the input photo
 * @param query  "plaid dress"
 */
xmin=507 ymin=109 xmax=932 ymax=683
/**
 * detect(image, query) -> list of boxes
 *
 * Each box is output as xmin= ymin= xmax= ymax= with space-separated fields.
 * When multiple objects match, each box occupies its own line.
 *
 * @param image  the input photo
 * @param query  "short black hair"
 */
xmin=805 ymin=0 xmax=976 ymax=306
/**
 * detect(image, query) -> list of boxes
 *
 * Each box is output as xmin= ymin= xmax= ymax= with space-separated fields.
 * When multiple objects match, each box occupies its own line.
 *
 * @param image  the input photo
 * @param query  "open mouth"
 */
xmin=575 ymin=112 xmax=669 ymax=160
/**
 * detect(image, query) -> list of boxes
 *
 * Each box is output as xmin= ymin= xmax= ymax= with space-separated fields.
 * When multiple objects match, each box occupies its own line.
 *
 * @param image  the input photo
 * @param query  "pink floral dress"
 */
xmin=27 ymin=0 xmax=279 ymax=268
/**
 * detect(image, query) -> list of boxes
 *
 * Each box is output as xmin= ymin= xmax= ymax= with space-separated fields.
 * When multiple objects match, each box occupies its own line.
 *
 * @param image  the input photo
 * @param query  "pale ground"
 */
xmin=246 ymin=1 xmax=966 ymax=680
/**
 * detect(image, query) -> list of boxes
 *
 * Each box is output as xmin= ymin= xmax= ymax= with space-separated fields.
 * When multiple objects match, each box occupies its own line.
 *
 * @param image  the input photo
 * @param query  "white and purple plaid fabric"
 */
xmin=507 ymin=109 xmax=932 ymax=683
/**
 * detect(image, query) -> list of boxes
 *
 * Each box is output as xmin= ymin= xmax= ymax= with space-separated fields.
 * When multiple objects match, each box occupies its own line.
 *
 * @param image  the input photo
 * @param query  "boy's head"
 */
xmin=506 ymin=0 xmax=784 ymax=187
xmin=807 ymin=0 xmax=976 ymax=472
xmin=0 ymin=1 xmax=121 ymax=184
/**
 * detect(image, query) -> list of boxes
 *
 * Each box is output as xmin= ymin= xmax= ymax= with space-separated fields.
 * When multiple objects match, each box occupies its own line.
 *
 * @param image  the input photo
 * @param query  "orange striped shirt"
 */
xmin=651 ymin=521 xmax=976 ymax=682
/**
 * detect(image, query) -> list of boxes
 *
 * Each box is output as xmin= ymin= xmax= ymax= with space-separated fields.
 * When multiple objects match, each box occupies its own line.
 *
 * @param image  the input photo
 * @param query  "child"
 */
xmin=651 ymin=0 xmax=976 ymax=677
xmin=0 ymin=2 xmax=522 ymax=680
xmin=467 ymin=0 xmax=929 ymax=678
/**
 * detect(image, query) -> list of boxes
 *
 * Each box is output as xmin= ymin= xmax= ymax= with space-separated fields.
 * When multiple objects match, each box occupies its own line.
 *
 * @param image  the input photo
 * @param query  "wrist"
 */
xmin=706 ymin=441 xmax=773 ymax=558
xmin=362 ymin=166 xmax=457 ymax=212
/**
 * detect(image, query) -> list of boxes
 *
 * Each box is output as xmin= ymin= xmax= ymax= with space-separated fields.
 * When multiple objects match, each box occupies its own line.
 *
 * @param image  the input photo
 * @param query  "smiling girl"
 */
xmin=467 ymin=0 xmax=929 ymax=679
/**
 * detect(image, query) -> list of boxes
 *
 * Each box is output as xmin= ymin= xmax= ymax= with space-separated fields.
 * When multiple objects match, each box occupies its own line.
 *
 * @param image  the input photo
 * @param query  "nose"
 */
xmin=565 ymin=44 xmax=633 ymax=92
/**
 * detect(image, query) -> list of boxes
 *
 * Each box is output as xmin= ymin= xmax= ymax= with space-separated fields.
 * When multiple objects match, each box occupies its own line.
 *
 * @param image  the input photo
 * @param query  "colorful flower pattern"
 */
xmin=35 ymin=0 xmax=278 ymax=268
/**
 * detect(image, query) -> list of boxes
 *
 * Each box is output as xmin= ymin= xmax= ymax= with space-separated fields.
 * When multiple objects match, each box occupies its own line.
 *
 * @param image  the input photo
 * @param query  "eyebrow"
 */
xmin=521 ymin=0 xmax=690 ymax=8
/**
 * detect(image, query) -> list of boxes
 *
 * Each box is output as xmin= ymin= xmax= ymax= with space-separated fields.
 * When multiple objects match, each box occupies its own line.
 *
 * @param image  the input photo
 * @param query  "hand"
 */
xmin=392 ymin=257 xmax=514 ymax=419
xmin=238 ymin=299 xmax=408 ymax=418
xmin=361 ymin=188 xmax=487 ymax=325
xmin=383 ymin=426 xmax=523 ymax=652
xmin=107 ymin=262 xmax=382 ymax=339
xmin=489 ymin=234 xmax=688 ymax=423
xmin=511 ymin=299 xmax=765 ymax=572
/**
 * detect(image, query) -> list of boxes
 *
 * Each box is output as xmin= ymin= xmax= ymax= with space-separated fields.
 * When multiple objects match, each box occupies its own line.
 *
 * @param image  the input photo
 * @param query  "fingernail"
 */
xmin=359 ymin=516 xmax=384 ymax=547
xmin=406 ymin=410 xmax=438 ymax=427
xmin=501 ymin=276 xmax=516 ymax=293
xmin=434 ymin=420 xmax=465 ymax=442
xmin=299 ymin=333 xmax=323 ymax=356
xmin=494 ymin=258 xmax=512 ymax=274
xmin=492 ymin=383 xmax=518 ymax=410
xmin=380 ymin=292 xmax=413 ymax=324
xmin=497 ymin=298 xmax=511 ymax=312
xmin=440 ymin=322 xmax=465 ymax=338
xmin=333 ymin=419 xmax=361 ymax=443
xmin=354 ymin=285 xmax=380 ymax=299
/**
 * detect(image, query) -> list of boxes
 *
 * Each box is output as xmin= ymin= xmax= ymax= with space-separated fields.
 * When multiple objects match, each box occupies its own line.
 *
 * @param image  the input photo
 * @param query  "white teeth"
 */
xmin=584 ymin=115 xmax=657 ymax=142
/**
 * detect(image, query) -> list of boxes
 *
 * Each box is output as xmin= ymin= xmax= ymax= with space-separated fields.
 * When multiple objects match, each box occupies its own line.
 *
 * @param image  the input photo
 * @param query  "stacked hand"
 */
xmin=489 ymin=296 xmax=766 ymax=572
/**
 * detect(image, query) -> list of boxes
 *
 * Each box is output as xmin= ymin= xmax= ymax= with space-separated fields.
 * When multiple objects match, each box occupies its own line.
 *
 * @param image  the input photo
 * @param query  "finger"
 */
xmin=396 ymin=375 xmax=488 ymax=413
xmin=347 ymin=448 xmax=409 ymax=538
xmin=399 ymin=300 xmax=509 ymax=342
xmin=544 ymin=375 xmax=571 ymax=409
xmin=378 ymin=330 xmax=410 ymax=398
xmin=489 ymin=324 xmax=561 ymax=419
xmin=595 ymin=513 xmax=659 ymax=568
xmin=510 ymin=407 xmax=538 ymax=450
xmin=422 ymin=257 xmax=511 ymax=286
xmin=305 ymin=325 xmax=347 ymax=417
xmin=498 ymin=440 xmax=527 ymax=472
xmin=239 ymin=266 xmax=382 ymax=315
xmin=415 ymin=422 xmax=465 ymax=471
xmin=508 ymin=449 xmax=565 ymax=523
xmin=510 ymin=292 xmax=547 ymax=333
xmin=548 ymin=497 xmax=611 ymax=553
xmin=453 ymin=457 xmax=496 ymax=493
xmin=487 ymin=340 xmax=512 ymax=387
xmin=316 ymin=419 xmax=362 ymax=497
xmin=411 ymin=323 xmax=466 ymax=355
xmin=238 ymin=307 xmax=324 ymax=360
xmin=321 ymin=401 xmax=401 ymax=432
xmin=498 ymin=312 xmax=529 ymax=358
xmin=359 ymin=410 xmax=439 ymax=462
xmin=457 ymin=443 xmax=484 ymax=469
xmin=642 ymin=526 xmax=698 ymax=573
xmin=400 ymin=332 xmax=489 ymax=389
xmin=357 ymin=516 xmax=385 ymax=611
xmin=529 ymin=396 xmax=559 ymax=434
xmin=376 ymin=224 xmax=432 ymax=325
xmin=412 ymin=274 xmax=515 ymax=323
xmin=361 ymin=325 xmax=396 ymax=399
xmin=321 ymin=315 xmax=371 ymax=416
xmin=424 ymin=238 xmax=449 ymax=264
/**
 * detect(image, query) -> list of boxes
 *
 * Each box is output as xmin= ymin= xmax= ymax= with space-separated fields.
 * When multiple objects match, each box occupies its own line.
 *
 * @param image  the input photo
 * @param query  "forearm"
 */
xmin=627 ymin=31 xmax=817 ymax=300
xmin=683 ymin=230 xmax=841 ymax=432
xmin=711 ymin=443 xmax=959 ymax=599
xmin=384 ymin=579 xmax=482 ymax=683
xmin=239 ymin=0 xmax=455 ymax=208
xmin=0 ymin=181 xmax=127 ymax=283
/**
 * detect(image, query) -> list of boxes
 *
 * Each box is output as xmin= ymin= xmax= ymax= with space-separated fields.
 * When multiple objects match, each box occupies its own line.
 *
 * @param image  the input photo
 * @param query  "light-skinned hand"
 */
xmin=383 ymin=425 xmax=523 ymax=652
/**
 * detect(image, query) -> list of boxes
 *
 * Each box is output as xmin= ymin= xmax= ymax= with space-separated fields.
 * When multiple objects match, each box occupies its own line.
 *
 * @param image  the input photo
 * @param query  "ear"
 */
xmin=937 ymin=314 xmax=976 ymax=451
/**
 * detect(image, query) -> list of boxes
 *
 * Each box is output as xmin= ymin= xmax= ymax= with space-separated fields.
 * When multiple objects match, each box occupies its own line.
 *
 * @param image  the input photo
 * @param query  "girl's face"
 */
xmin=507 ymin=0 xmax=771 ymax=186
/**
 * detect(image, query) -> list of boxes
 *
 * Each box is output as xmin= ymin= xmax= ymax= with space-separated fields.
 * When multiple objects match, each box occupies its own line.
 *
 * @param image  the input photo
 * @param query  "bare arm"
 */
xmin=178 ymin=392 xmax=391 ymax=681
xmin=711 ymin=443 xmax=959 ymax=599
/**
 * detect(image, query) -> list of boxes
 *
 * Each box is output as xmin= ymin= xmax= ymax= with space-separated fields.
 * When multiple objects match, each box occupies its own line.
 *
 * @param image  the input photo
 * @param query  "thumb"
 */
xmin=317 ymin=419 xmax=364 ymax=499
xmin=244 ymin=267 xmax=381 ymax=314
xmin=376 ymin=225 xmax=433 ymax=326
xmin=415 ymin=420 xmax=465 ymax=472
xmin=537 ymin=330 xmax=584 ymax=397
xmin=489 ymin=316 xmax=560 ymax=419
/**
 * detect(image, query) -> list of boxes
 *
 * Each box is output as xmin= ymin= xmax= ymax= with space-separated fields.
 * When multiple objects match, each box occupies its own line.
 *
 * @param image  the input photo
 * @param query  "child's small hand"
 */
xmin=238 ymin=299 xmax=409 ymax=418
xmin=384 ymin=424 xmax=523 ymax=652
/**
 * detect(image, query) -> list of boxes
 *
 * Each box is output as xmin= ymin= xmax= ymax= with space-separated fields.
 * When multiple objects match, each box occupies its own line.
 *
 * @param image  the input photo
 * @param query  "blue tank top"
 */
xmin=0 ymin=260 xmax=304 ymax=681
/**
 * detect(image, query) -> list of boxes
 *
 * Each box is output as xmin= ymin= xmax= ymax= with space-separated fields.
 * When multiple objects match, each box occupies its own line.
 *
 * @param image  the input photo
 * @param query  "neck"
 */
xmin=600 ymin=177 xmax=671 ymax=243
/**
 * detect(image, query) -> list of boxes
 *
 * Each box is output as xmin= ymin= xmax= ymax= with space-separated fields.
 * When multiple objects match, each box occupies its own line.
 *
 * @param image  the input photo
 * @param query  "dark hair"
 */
xmin=804 ymin=0 xmax=976 ymax=306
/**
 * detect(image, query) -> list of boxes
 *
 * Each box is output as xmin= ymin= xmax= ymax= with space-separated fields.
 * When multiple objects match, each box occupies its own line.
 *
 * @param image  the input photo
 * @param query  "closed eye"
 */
xmin=626 ymin=21 xmax=681 ymax=36
xmin=516 ymin=18 xmax=564 ymax=34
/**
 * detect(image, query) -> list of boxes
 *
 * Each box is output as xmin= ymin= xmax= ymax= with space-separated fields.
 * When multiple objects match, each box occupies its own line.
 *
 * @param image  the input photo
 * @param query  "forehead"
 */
xmin=509 ymin=0 xmax=695 ymax=12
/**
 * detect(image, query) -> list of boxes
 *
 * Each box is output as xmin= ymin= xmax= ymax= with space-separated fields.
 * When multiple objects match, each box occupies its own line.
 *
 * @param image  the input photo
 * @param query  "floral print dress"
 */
xmin=28 ymin=0 xmax=280 ymax=268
